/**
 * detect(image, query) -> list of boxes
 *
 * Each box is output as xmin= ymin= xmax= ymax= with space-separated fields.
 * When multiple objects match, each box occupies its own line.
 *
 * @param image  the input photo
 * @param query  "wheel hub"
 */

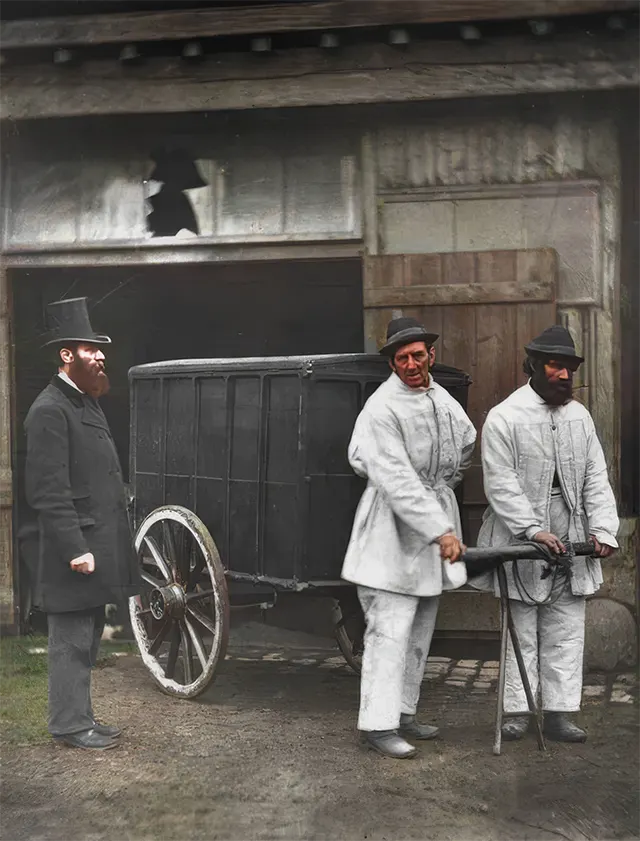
xmin=149 ymin=583 xmax=186 ymax=620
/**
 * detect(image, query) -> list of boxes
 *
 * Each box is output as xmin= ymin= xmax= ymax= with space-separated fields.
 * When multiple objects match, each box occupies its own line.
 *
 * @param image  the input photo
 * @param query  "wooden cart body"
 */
xmin=128 ymin=354 xmax=470 ymax=696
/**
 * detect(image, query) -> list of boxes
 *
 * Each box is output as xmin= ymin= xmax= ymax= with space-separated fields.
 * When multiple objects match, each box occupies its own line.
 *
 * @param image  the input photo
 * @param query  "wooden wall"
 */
xmin=359 ymin=92 xmax=637 ymax=612
xmin=2 ymin=126 xmax=361 ymax=248
xmin=0 ymin=92 xmax=636 ymax=625
xmin=365 ymin=96 xmax=621 ymax=488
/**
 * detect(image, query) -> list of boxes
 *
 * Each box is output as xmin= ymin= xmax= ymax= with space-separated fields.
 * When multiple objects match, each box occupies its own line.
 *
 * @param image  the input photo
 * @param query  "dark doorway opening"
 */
xmin=11 ymin=257 xmax=364 ymax=622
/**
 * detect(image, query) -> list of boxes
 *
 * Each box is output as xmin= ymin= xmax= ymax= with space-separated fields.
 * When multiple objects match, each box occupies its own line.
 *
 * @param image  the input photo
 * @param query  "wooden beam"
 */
xmin=3 ymin=52 xmax=637 ymax=120
xmin=364 ymin=279 xmax=554 ymax=308
xmin=1 ymin=241 xmax=363 ymax=268
xmin=1 ymin=0 xmax=637 ymax=50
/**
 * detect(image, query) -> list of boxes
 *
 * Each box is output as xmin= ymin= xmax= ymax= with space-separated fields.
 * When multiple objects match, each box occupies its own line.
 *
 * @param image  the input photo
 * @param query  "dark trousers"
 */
xmin=47 ymin=606 xmax=106 ymax=737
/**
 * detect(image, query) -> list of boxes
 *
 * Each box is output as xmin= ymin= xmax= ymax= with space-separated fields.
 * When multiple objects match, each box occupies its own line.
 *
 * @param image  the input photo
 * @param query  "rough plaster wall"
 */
xmin=371 ymin=106 xmax=635 ymax=610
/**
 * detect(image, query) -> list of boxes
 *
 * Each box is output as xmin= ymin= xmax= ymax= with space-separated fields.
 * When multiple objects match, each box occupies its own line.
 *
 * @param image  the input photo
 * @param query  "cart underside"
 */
xmin=130 ymin=505 xmax=365 ymax=697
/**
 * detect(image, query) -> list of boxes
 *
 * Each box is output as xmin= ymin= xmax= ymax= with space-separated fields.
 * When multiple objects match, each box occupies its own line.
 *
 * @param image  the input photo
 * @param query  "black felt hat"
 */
xmin=524 ymin=325 xmax=584 ymax=363
xmin=42 ymin=297 xmax=111 ymax=347
xmin=379 ymin=316 xmax=439 ymax=357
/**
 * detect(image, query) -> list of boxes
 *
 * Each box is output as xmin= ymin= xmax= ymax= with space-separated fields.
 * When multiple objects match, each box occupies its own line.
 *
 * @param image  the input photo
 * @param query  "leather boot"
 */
xmin=53 ymin=728 xmax=118 ymax=750
xmin=93 ymin=721 xmax=122 ymax=738
xmin=501 ymin=715 xmax=529 ymax=741
xmin=544 ymin=712 xmax=587 ymax=743
xmin=363 ymin=730 xmax=417 ymax=759
xmin=399 ymin=714 xmax=439 ymax=740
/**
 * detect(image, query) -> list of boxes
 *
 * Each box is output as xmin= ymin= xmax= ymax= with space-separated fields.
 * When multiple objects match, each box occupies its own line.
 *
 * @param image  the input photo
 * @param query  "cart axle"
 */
xmin=149 ymin=583 xmax=187 ymax=621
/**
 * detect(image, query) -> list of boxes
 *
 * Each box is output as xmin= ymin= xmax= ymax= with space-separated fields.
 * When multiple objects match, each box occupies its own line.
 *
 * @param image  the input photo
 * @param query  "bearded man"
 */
xmin=477 ymin=325 xmax=619 ymax=743
xmin=23 ymin=297 xmax=140 ymax=750
xmin=342 ymin=317 xmax=476 ymax=759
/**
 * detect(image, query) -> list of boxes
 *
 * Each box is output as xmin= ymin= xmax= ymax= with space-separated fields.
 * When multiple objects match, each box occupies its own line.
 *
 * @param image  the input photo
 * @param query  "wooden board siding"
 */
xmin=3 ymin=36 xmax=638 ymax=120
xmin=2 ymin=139 xmax=360 ymax=248
xmin=0 ymin=263 xmax=15 ymax=628
xmin=368 ymin=100 xmax=622 ymax=496
xmin=2 ymin=1 xmax=636 ymax=50
xmin=364 ymin=248 xmax=557 ymax=546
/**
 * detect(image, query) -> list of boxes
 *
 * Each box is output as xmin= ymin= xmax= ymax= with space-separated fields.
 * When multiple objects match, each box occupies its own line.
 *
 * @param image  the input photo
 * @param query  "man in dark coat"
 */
xmin=24 ymin=297 xmax=140 ymax=750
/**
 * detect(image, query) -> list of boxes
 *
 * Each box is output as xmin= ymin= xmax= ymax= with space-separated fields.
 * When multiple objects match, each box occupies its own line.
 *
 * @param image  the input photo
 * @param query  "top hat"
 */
xmin=524 ymin=325 xmax=584 ymax=363
xmin=42 ymin=297 xmax=111 ymax=347
xmin=379 ymin=316 xmax=439 ymax=357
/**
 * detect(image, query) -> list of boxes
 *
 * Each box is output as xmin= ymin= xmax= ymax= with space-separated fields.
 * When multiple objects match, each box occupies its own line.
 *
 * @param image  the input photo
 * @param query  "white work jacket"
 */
xmin=474 ymin=383 xmax=619 ymax=600
xmin=341 ymin=372 xmax=476 ymax=597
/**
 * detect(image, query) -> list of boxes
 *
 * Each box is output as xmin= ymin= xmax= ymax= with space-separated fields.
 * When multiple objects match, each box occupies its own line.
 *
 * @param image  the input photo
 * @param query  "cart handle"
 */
xmin=462 ymin=540 xmax=595 ymax=577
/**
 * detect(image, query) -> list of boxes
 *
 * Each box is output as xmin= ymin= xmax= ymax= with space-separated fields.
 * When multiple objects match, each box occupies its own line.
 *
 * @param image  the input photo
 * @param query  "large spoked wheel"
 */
xmin=334 ymin=597 xmax=365 ymax=674
xmin=129 ymin=505 xmax=230 ymax=699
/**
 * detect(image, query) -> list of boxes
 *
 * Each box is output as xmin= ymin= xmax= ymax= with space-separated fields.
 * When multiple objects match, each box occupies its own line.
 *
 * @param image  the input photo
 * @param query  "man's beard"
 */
xmin=530 ymin=366 xmax=573 ymax=406
xmin=68 ymin=357 xmax=110 ymax=398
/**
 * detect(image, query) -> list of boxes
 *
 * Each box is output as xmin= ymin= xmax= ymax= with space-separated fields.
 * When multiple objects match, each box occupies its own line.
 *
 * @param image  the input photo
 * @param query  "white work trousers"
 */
xmin=504 ymin=488 xmax=586 ymax=713
xmin=357 ymin=586 xmax=439 ymax=732
xmin=505 ymin=584 xmax=586 ymax=713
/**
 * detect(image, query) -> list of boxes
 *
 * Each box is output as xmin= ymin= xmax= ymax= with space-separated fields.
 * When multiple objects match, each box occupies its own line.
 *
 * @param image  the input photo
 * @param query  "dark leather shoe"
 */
xmin=544 ymin=712 xmax=587 ymax=743
xmin=501 ymin=715 xmax=529 ymax=741
xmin=93 ymin=721 xmax=121 ymax=738
xmin=363 ymin=730 xmax=416 ymax=759
xmin=399 ymin=714 xmax=439 ymax=740
xmin=54 ymin=729 xmax=118 ymax=750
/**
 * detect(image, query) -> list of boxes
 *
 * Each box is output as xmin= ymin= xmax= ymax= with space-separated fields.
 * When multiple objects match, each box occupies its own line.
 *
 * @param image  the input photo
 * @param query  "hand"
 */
xmin=590 ymin=536 xmax=616 ymax=558
xmin=532 ymin=531 xmax=565 ymax=555
xmin=70 ymin=552 xmax=95 ymax=574
xmin=438 ymin=534 xmax=465 ymax=563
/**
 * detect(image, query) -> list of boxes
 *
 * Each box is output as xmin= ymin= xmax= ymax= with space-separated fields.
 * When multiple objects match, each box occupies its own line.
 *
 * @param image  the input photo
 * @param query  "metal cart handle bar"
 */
xmin=462 ymin=540 xmax=595 ymax=578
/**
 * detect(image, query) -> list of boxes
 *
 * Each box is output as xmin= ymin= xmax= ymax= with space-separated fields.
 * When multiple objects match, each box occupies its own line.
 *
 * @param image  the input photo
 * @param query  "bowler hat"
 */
xmin=379 ymin=317 xmax=439 ymax=357
xmin=524 ymin=325 xmax=584 ymax=363
xmin=42 ymin=297 xmax=111 ymax=347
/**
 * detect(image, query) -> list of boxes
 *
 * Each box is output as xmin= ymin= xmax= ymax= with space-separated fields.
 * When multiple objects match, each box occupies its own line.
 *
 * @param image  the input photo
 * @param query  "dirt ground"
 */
xmin=2 ymin=625 xmax=638 ymax=841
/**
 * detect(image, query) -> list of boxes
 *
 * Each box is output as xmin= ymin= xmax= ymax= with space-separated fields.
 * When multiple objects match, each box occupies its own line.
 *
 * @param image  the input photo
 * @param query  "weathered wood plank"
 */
xmin=3 ymin=57 xmax=638 ymax=120
xmin=0 ymin=262 xmax=16 ymax=629
xmin=2 ymin=1 xmax=636 ymax=50
xmin=2 ymin=241 xmax=363 ymax=268
xmin=364 ymin=278 xmax=554 ymax=308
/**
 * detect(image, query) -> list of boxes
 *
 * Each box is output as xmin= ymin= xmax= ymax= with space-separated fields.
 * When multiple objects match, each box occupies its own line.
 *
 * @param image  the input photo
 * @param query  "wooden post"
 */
xmin=0 ymin=260 xmax=16 ymax=629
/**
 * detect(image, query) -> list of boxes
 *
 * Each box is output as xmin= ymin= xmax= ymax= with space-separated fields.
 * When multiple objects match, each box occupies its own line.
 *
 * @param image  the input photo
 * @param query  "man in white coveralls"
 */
xmin=476 ymin=325 xmax=619 ymax=743
xmin=342 ymin=317 xmax=476 ymax=759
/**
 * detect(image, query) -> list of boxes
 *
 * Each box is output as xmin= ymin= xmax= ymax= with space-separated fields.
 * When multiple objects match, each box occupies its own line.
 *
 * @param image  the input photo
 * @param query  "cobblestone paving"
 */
xmin=222 ymin=647 xmax=638 ymax=705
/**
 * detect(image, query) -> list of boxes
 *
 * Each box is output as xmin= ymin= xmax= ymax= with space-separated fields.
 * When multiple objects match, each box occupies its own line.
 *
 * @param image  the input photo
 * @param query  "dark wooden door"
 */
xmin=363 ymin=248 xmax=558 ymax=546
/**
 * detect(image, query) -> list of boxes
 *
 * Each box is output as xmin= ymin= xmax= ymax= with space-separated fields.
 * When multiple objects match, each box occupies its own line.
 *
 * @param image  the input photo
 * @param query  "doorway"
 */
xmin=11 ymin=257 xmax=364 ymax=621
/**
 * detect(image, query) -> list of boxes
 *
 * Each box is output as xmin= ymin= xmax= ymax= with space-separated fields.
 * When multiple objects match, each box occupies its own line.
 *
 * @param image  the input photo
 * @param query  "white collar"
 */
xmin=57 ymin=371 xmax=84 ymax=394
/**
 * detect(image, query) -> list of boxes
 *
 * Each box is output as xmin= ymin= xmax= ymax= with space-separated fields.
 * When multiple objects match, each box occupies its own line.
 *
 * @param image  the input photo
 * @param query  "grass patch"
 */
xmin=0 ymin=634 xmax=137 ymax=745
xmin=0 ymin=635 xmax=49 ymax=745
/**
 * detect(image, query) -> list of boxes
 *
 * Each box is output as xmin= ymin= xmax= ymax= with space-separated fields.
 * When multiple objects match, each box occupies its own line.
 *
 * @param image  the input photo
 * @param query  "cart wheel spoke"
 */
xmin=141 ymin=570 xmax=164 ymax=590
xmin=165 ymin=625 xmax=181 ymax=680
xmin=184 ymin=616 xmax=209 ymax=671
xmin=188 ymin=555 xmax=206 ymax=590
xmin=130 ymin=506 xmax=230 ymax=698
xmin=186 ymin=604 xmax=217 ymax=636
xmin=186 ymin=589 xmax=216 ymax=603
xmin=148 ymin=617 xmax=171 ymax=656
xmin=162 ymin=521 xmax=178 ymax=567
xmin=334 ymin=599 xmax=365 ymax=674
xmin=179 ymin=622 xmax=194 ymax=685
xmin=142 ymin=535 xmax=172 ymax=582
